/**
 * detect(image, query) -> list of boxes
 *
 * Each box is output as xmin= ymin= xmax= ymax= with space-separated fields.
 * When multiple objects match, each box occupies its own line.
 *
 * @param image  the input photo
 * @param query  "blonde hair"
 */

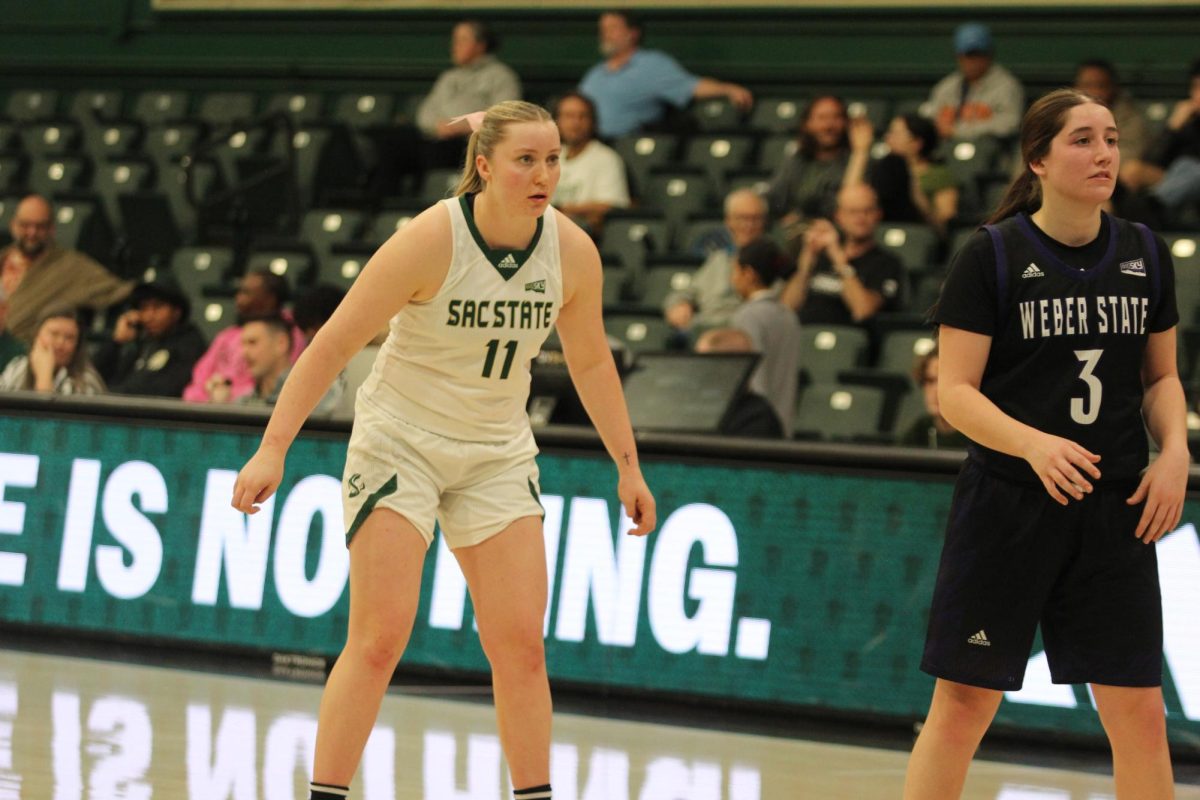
xmin=455 ymin=100 xmax=555 ymax=196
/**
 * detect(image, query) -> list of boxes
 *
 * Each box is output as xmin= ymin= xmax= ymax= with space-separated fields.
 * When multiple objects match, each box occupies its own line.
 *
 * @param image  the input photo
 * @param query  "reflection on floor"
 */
xmin=0 ymin=649 xmax=1197 ymax=800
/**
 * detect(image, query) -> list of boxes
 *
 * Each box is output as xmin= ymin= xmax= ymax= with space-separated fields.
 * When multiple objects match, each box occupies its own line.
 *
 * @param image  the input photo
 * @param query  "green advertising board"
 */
xmin=1 ymin=409 xmax=1199 ymax=749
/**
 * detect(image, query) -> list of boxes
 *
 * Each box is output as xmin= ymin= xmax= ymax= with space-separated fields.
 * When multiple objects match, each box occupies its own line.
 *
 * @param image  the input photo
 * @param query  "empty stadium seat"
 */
xmin=757 ymin=134 xmax=798 ymax=174
xmin=602 ymin=266 xmax=628 ymax=309
xmin=196 ymin=92 xmax=256 ymax=128
xmin=749 ymin=97 xmax=803 ymax=134
xmin=640 ymin=170 xmax=716 ymax=231
xmin=878 ymin=223 xmax=939 ymax=272
xmin=691 ymin=97 xmax=742 ymax=132
xmin=604 ymin=313 xmax=675 ymax=356
xmin=27 ymin=156 xmax=91 ymax=197
xmin=270 ymin=125 xmax=363 ymax=206
xmin=132 ymin=91 xmax=190 ymax=125
xmin=82 ymin=122 xmax=143 ymax=161
xmin=67 ymin=90 xmax=123 ymax=127
xmin=331 ymin=92 xmax=396 ymax=129
xmin=52 ymin=199 xmax=113 ymax=264
xmin=365 ymin=208 xmax=419 ymax=246
xmin=684 ymin=135 xmax=755 ymax=195
xmin=600 ymin=215 xmax=672 ymax=270
xmin=794 ymin=382 xmax=887 ymax=441
xmin=18 ymin=121 xmax=82 ymax=158
xmin=800 ymin=324 xmax=868 ymax=384
xmin=5 ymin=90 xmax=59 ymax=122
xmin=1167 ymin=233 xmax=1200 ymax=325
xmin=194 ymin=296 xmax=237 ymax=342
xmin=419 ymin=168 xmax=460 ymax=205
xmin=264 ymin=92 xmax=325 ymax=125
xmin=612 ymin=133 xmax=678 ymax=196
xmin=299 ymin=208 xmax=365 ymax=259
xmin=93 ymin=157 xmax=156 ymax=231
xmin=877 ymin=328 xmax=937 ymax=377
xmin=170 ymin=246 xmax=235 ymax=301
xmin=639 ymin=264 xmax=698 ymax=311
xmin=319 ymin=244 xmax=372 ymax=292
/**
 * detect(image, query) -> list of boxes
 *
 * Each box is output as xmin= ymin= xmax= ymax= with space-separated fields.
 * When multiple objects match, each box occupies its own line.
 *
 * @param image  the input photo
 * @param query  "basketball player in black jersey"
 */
xmin=903 ymin=89 xmax=1187 ymax=799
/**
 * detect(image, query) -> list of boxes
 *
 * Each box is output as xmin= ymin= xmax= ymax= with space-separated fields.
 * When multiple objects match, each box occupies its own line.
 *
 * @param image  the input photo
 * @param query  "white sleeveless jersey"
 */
xmin=358 ymin=195 xmax=563 ymax=442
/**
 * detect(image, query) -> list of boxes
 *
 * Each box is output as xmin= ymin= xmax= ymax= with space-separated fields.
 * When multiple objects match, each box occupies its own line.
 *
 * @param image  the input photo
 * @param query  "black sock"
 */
xmin=310 ymin=782 xmax=349 ymax=799
xmin=514 ymin=785 xmax=552 ymax=800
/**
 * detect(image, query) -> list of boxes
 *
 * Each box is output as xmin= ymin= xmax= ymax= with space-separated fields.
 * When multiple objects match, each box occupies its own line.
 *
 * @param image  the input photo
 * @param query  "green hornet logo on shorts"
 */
xmin=524 ymin=279 xmax=546 ymax=294
xmin=347 ymin=473 xmax=366 ymax=498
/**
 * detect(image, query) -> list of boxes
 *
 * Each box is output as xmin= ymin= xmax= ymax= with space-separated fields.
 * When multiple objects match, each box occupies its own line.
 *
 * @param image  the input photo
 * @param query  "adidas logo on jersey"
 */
xmin=967 ymin=630 xmax=991 ymax=647
xmin=525 ymin=279 xmax=546 ymax=294
xmin=1021 ymin=263 xmax=1044 ymax=279
xmin=499 ymin=253 xmax=518 ymax=269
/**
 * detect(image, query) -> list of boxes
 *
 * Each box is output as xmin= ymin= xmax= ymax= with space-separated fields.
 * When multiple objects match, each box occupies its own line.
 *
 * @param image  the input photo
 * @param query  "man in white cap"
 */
xmin=927 ymin=22 xmax=1024 ymax=142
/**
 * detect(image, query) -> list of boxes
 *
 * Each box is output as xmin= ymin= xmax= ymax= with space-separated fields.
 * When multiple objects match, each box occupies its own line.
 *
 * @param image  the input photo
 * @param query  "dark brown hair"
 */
xmin=986 ymin=88 xmax=1099 ymax=224
xmin=21 ymin=307 xmax=93 ymax=390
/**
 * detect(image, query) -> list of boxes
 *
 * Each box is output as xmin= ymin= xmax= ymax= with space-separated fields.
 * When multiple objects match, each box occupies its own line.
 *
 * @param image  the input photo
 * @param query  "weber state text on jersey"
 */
xmin=935 ymin=212 xmax=1177 ymax=482
xmin=358 ymin=195 xmax=563 ymax=441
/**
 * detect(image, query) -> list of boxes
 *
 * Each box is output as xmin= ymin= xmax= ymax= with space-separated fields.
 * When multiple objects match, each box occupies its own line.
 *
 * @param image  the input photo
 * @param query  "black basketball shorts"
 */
xmin=920 ymin=458 xmax=1163 ymax=691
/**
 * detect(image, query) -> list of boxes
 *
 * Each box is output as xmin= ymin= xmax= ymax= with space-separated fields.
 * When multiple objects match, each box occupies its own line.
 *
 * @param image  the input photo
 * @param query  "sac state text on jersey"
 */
xmin=446 ymin=298 xmax=555 ymax=329
xmin=1017 ymin=295 xmax=1150 ymax=340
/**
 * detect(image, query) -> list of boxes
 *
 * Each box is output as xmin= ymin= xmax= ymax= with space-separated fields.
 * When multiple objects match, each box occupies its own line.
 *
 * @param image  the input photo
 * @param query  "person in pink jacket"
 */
xmin=182 ymin=269 xmax=305 ymax=402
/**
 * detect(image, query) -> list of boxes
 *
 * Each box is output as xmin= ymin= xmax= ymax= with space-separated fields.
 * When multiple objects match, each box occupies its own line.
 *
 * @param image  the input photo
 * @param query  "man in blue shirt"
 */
xmin=579 ymin=11 xmax=753 ymax=139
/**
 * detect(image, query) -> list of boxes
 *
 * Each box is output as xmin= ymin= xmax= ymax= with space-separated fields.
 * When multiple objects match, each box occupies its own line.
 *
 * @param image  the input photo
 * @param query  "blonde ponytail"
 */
xmin=454 ymin=100 xmax=554 ymax=197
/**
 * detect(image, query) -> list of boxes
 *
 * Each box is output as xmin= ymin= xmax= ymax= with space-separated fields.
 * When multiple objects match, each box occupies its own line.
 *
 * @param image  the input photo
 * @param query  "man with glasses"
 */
xmin=2 ymin=194 xmax=132 ymax=343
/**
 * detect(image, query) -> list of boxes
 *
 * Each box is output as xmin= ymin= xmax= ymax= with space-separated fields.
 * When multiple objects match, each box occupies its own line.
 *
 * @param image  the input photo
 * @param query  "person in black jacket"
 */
xmin=95 ymin=277 xmax=207 ymax=398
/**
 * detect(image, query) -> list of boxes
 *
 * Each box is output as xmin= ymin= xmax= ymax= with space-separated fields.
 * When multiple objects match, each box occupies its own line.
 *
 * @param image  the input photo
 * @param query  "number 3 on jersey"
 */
xmin=482 ymin=339 xmax=518 ymax=379
xmin=1071 ymin=349 xmax=1103 ymax=425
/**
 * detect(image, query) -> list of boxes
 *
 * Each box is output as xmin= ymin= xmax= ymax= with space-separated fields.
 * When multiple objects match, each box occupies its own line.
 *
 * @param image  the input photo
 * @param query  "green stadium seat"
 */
xmin=5 ymin=90 xmax=59 ymax=122
xmin=602 ymin=265 xmax=628 ymax=309
xmin=299 ymin=208 xmax=365 ymax=260
xmin=27 ymin=156 xmax=91 ymax=198
xmin=331 ymin=92 xmax=396 ymax=129
xmin=1166 ymin=233 xmax=1200 ymax=325
xmin=83 ymin=122 xmax=143 ymax=161
xmin=879 ymin=223 xmax=939 ymax=272
xmin=638 ymin=264 xmax=699 ymax=311
xmin=794 ymin=382 xmax=887 ymax=441
xmin=264 ymin=92 xmax=325 ymax=125
xmin=18 ymin=121 xmax=82 ymax=158
xmin=67 ymin=90 xmax=123 ymax=127
xmin=674 ymin=216 xmax=726 ymax=257
xmin=143 ymin=123 xmax=203 ymax=174
xmin=170 ymin=246 xmax=235 ymax=301
xmin=319 ymin=244 xmax=372 ymax=292
xmin=640 ymin=169 xmax=716 ymax=232
xmin=245 ymin=247 xmax=315 ymax=290
xmin=684 ymin=134 xmax=755 ymax=195
xmin=210 ymin=127 xmax=270 ymax=188
xmin=691 ymin=97 xmax=742 ymax=132
xmin=599 ymin=215 xmax=671 ymax=271
xmin=945 ymin=136 xmax=1001 ymax=186
xmin=612 ymin=133 xmax=678 ymax=197
xmin=132 ymin=90 xmax=190 ymax=125
xmin=194 ymin=295 xmax=237 ymax=342
xmin=365 ymin=208 xmax=419 ymax=247
xmin=749 ymin=97 xmax=803 ymax=134
xmin=604 ymin=313 xmax=674 ymax=356
xmin=270 ymin=125 xmax=362 ymax=206
xmin=93 ymin=157 xmax=156 ymax=231
xmin=877 ymin=328 xmax=937 ymax=378
xmin=419 ymin=168 xmax=460 ymax=205
xmin=845 ymin=97 xmax=891 ymax=133
xmin=196 ymin=92 xmax=256 ymax=128
xmin=52 ymin=199 xmax=113 ymax=264
xmin=800 ymin=324 xmax=868 ymax=384
xmin=757 ymin=133 xmax=798 ymax=173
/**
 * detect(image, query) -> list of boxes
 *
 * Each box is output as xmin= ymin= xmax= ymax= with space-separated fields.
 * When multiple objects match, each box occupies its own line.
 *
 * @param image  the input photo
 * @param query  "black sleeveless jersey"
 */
xmin=934 ymin=212 xmax=1177 ymax=483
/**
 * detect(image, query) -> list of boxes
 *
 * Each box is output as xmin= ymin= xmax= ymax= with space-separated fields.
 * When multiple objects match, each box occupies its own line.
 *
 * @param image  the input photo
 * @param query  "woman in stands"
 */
xmin=0 ymin=306 xmax=104 ymax=394
xmin=231 ymin=100 xmax=655 ymax=800
xmin=904 ymin=89 xmax=1185 ymax=799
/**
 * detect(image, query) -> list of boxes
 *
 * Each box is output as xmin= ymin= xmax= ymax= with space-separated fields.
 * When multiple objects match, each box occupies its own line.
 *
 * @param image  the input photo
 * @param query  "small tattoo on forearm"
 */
xmin=623 ymin=452 xmax=631 ymax=465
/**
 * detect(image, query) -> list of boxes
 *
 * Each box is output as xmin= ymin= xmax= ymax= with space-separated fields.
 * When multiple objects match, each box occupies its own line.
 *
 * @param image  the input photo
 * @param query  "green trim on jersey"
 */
xmin=527 ymin=476 xmax=545 ymax=520
xmin=458 ymin=194 xmax=544 ymax=281
xmin=345 ymin=473 xmax=399 ymax=546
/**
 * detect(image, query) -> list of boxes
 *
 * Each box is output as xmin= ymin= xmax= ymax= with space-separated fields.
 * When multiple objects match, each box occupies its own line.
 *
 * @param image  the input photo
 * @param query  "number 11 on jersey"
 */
xmin=482 ymin=339 xmax=518 ymax=379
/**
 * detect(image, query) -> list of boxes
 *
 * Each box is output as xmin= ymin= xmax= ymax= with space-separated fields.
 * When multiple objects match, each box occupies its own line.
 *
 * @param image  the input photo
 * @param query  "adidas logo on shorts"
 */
xmin=967 ymin=630 xmax=991 ymax=647
xmin=1021 ymin=263 xmax=1044 ymax=279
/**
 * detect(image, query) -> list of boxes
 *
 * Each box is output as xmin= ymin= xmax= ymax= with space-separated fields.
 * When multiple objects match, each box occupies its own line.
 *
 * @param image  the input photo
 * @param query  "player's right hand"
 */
xmin=1024 ymin=433 xmax=1101 ymax=505
xmin=231 ymin=447 xmax=286 ymax=515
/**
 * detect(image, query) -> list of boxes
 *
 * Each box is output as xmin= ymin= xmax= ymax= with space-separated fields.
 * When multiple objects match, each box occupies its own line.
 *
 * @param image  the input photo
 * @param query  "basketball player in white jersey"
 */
xmin=231 ymin=101 xmax=656 ymax=800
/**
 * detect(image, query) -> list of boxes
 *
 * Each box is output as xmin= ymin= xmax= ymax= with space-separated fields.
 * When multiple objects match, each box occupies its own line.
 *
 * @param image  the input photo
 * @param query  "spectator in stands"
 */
xmin=898 ymin=344 xmax=969 ymax=449
xmin=663 ymin=188 xmax=768 ymax=336
xmin=416 ymin=20 xmax=522 ymax=165
xmin=552 ymin=92 xmax=631 ymax=232
xmin=1122 ymin=58 xmax=1200 ymax=226
xmin=217 ymin=314 xmax=338 ymax=415
xmin=1 ymin=194 xmax=133 ymax=344
xmin=578 ymin=10 xmax=753 ymax=139
xmin=862 ymin=114 xmax=960 ymax=236
xmin=696 ymin=237 xmax=801 ymax=438
xmin=781 ymin=184 xmax=905 ymax=326
xmin=182 ymin=270 xmax=305 ymax=403
xmin=1074 ymin=59 xmax=1150 ymax=168
xmin=0 ymin=307 xmax=104 ymax=394
xmin=927 ymin=23 xmax=1024 ymax=143
xmin=94 ymin=276 xmax=207 ymax=398
xmin=0 ymin=289 xmax=25 ymax=373
xmin=766 ymin=95 xmax=869 ymax=234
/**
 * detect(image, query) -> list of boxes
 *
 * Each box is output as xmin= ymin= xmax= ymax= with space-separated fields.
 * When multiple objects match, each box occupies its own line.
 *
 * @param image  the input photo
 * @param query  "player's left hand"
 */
xmin=1126 ymin=446 xmax=1188 ymax=543
xmin=618 ymin=471 xmax=656 ymax=537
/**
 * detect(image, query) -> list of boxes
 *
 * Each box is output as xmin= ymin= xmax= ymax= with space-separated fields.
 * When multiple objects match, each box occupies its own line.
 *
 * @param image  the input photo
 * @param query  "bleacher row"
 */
xmin=1 ymin=86 xmax=1199 ymax=442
